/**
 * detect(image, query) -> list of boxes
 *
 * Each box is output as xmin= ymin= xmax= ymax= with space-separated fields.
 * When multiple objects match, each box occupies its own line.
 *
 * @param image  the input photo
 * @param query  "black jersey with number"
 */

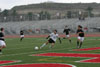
xmin=63 ymin=29 xmax=70 ymax=35
xmin=20 ymin=31 xmax=24 ymax=35
xmin=77 ymin=29 xmax=84 ymax=37
xmin=0 ymin=32 xmax=4 ymax=41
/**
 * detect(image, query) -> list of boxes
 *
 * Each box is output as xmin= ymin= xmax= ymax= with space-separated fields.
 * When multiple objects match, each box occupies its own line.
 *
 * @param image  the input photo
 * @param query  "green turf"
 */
xmin=0 ymin=37 xmax=100 ymax=67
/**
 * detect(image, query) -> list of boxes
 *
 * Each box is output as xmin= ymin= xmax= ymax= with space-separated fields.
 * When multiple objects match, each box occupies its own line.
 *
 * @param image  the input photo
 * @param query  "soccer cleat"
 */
xmin=79 ymin=46 xmax=82 ymax=48
xmin=77 ymin=46 xmax=80 ymax=49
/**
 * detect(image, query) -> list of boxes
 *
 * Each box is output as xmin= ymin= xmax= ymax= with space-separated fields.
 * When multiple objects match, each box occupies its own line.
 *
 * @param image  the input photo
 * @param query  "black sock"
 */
xmin=0 ymin=49 xmax=2 ymax=52
xmin=80 ymin=42 xmax=83 ymax=48
xmin=20 ymin=38 xmax=24 ymax=41
xmin=69 ymin=40 xmax=71 ymax=43
xmin=77 ymin=41 xmax=79 ymax=47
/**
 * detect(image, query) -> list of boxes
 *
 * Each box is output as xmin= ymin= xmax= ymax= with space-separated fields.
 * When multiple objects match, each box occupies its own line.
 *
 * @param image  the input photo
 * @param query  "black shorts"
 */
xmin=48 ymin=38 xmax=55 ymax=43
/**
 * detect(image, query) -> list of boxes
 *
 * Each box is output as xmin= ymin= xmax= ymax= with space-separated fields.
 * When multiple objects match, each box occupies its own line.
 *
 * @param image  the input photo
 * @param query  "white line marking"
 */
xmin=0 ymin=48 xmax=73 ymax=57
xmin=0 ymin=63 xmax=76 ymax=67
xmin=4 ymin=47 xmax=32 ymax=50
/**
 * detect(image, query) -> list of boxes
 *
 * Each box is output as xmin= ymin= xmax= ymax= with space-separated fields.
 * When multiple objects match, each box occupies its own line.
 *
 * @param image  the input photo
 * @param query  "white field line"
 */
xmin=75 ymin=57 xmax=99 ymax=64
xmin=0 ymin=63 xmax=76 ymax=67
xmin=0 ymin=48 xmax=74 ymax=57
xmin=4 ymin=47 xmax=32 ymax=50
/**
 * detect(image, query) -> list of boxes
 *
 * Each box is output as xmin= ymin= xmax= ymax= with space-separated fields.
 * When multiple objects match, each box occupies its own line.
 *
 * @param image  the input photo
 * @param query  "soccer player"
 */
xmin=63 ymin=25 xmax=72 ymax=43
xmin=40 ymin=30 xmax=61 ymax=49
xmin=76 ymin=25 xmax=85 ymax=48
xmin=0 ymin=28 xmax=6 ymax=54
xmin=20 ymin=30 xmax=24 ymax=42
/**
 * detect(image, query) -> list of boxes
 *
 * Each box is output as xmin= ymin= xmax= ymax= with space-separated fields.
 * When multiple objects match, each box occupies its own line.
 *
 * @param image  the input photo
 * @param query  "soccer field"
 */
xmin=0 ymin=37 xmax=100 ymax=67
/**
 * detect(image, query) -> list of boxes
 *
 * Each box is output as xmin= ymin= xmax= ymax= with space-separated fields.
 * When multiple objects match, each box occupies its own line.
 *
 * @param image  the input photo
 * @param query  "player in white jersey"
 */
xmin=0 ymin=28 xmax=6 ymax=54
xmin=40 ymin=30 xmax=61 ymax=49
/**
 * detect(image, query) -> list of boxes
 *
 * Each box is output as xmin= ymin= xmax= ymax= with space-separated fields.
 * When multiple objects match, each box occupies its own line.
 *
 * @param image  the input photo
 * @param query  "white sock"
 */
xmin=40 ymin=43 xmax=46 ymax=48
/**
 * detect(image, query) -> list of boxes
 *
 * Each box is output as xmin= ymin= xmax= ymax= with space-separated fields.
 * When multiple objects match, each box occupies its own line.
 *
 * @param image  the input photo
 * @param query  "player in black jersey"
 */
xmin=76 ymin=25 xmax=85 ymax=48
xmin=20 ymin=30 xmax=24 ymax=42
xmin=63 ymin=25 xmax=72 ymax=43
xmin=0 ymin=28 xmax=6 ymax=54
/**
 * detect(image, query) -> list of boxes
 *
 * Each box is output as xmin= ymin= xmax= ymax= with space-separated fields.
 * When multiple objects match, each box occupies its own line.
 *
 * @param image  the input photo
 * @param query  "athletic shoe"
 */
xmin=77 ymin=46 xmax=80 ymax=49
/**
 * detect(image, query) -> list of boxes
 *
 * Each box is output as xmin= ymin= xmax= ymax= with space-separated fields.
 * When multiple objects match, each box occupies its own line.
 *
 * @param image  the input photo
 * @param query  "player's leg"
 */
xmin=20 ymin=35 xmax=24 ymax=42
xmin=79 ymin=37 xmax=84 ymax=48
xmin=0 ymin=41 xmax=6 ymax=54
xmin=68 ymin=37 xmax=72 ymax=43
xmin=48 ymin=39 xmax=55 ymax=48
xmin=77 ymin=37 xmax=81 ymax=48
xmin=50 ymin=43 xmax=55 ymax=48
xmin=0 ymin=46 xmax=6 ymax=54
xmin=20 ymin=37 xmax=24 ymax=41
xmin=66 ymin=35 xmax=72 ymax=43
xmin=0 ymin=46 xmax=2 ymax=54
xmin=0 ymin=41 xmax=3 ymax=54
xmin=40 ymin=41 xmax=49 ymax=49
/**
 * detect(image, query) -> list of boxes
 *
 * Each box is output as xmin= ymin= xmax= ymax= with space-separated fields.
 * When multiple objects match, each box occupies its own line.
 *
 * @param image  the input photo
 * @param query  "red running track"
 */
xmin=0 ymin=61 xmax=18 ymax=64
xmin=33 ymin=53 xmax=100 ymax=63
xmin=5 ymin=34 xmax=100 ymax=38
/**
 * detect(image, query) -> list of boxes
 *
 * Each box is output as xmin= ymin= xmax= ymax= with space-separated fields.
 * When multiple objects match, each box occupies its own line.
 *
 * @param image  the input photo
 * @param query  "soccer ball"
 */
xmin=34 ymin=46 xmax=39 ymax=50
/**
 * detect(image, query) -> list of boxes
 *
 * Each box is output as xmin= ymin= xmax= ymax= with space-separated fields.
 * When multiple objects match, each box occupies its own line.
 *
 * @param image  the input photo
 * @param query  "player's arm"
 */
xmin=1 ymin=33 xmax=5 ymax=39
xmin=76 ymin=30 xmax=79 ymax=35
xmin=78 ymin=30 xmax=84 ymax=34
xmin=58 ymin=35 xmax=62 ymax=44
xmin=0 ymin=37 xmax=4 ymax=39
xmin=63 ymin=29 xmax=66 ymax=33
xmin=69 ymin=29 xmax=71 ymax=34
xmin=76 ymin=30 xmax=81 ymax=36
xmin=46 ymin=33 xmax=52 ymax=39
xmin=46 ymin=35 xmax=50 ymax=39
xmin=0 ymin=33 xmax=5 ymax=41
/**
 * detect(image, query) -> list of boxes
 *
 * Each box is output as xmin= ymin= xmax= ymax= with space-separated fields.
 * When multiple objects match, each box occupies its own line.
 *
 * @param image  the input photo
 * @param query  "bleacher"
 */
xmin=0 ymin=17 xmax=100 ymax=35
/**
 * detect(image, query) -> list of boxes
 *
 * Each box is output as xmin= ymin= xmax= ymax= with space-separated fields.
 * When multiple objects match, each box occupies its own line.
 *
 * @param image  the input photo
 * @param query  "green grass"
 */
xmin=0 ymin=37 xmax=100 ymax=67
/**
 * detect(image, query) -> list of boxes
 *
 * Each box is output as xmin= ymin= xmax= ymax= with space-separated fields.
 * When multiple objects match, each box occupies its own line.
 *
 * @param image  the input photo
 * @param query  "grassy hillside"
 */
xmin=12 ymin=3 xmax=100 ymax=10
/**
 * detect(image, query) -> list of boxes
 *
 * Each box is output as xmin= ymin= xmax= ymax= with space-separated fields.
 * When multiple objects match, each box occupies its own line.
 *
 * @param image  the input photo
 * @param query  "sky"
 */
xmin=0 ymin=0 xmax=100 ymax=11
